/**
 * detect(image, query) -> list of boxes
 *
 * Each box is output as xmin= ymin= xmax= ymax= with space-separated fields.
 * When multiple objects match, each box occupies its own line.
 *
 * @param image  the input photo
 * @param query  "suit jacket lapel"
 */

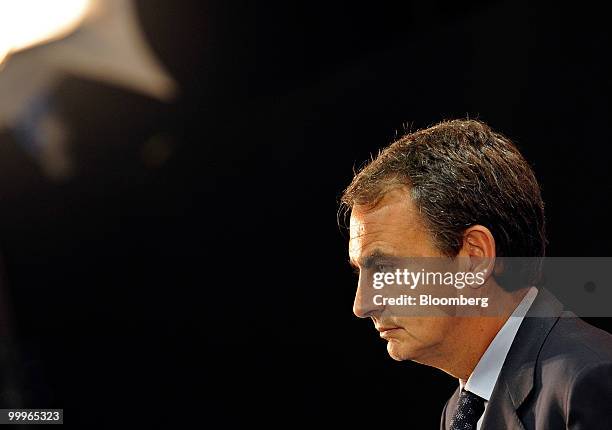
xmin=480 ymin=288 xmax=564 ymax=430
xmin=480 ymin=385 xmax=527 ymax=430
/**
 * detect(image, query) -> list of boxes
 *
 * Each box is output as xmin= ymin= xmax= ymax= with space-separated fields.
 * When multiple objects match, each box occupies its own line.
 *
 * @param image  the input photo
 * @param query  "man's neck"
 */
xmin=435 ymin=285 xmax=530 ymax=380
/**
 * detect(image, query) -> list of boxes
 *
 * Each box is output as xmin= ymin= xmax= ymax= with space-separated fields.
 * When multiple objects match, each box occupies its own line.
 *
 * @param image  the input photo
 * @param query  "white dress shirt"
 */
xmin=458 ymin=287 xmax=539 ymax=430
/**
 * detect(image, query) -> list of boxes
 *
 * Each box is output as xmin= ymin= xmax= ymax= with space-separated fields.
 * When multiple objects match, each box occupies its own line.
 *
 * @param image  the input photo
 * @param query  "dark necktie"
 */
xmin=449 ymin=389 xmax=486 ymax=430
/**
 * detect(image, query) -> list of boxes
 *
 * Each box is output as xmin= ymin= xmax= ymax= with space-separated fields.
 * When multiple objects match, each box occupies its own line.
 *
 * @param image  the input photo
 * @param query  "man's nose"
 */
xmin=353 ymin=274 xmax=384 ymax=318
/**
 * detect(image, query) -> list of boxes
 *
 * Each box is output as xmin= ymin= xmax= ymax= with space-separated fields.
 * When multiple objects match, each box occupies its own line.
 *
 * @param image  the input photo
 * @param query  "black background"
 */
xmin=0 ymin=0 xmax=611 ymax=427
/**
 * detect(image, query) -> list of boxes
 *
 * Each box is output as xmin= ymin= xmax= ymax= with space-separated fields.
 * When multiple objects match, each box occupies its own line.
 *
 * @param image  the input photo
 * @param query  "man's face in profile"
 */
xmin=349 ymin=187 xmax=459 ymax=364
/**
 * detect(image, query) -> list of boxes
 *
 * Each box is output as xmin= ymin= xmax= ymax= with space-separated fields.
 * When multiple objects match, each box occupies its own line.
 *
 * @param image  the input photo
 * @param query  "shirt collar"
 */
xmin=459 ymin=286 xmax=539 ymax=401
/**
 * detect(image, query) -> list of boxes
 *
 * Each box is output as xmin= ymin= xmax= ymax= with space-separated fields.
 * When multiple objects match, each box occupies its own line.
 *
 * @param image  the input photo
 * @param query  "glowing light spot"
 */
xmin=0 ymin=0 xmax=93 ymax=63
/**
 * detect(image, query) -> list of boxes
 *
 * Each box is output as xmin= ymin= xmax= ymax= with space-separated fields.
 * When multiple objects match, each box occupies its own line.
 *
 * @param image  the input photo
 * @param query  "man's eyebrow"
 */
xmin=349 ymin=249 xmax=393 ymax=269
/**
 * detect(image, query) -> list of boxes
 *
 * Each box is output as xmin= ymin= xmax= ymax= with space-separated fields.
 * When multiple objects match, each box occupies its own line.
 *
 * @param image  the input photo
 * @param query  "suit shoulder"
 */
xmin=539 ymin=314 xmax=612 ymax=372
xmin=520 ymin=315 xmax=612 ymax=425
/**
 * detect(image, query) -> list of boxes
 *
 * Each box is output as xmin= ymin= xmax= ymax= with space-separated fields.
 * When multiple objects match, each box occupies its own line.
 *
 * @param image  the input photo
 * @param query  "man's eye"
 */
xmin=375 ymin=264 xmax=388 ymax=273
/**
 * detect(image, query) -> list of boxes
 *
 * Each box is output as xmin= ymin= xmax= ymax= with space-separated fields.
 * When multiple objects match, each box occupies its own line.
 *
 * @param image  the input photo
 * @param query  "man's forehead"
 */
xmin=349 ymin=205 xmax=404 ymax=246
xmin=348 ymin=218 xmax=397 ymax=260
xmin=348 ymin=191 xmax=419 ymax=255
xmin=349 ymin=206 xmax=403 ymax=237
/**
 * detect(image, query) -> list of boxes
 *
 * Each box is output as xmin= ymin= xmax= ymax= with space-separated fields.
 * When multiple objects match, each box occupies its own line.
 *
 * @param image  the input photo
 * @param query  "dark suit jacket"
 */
xmin=440 ymin=288 xmax=612 ymax=430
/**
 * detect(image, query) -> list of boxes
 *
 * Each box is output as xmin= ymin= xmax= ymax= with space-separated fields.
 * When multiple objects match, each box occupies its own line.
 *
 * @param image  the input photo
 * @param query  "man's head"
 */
xmin=342 ymin=119 xmax=545 ymax=368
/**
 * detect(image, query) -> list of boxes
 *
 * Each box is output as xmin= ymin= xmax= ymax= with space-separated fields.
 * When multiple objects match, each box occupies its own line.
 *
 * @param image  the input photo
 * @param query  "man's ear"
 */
xmin=457 ymin=225 xmax=496 ymax=283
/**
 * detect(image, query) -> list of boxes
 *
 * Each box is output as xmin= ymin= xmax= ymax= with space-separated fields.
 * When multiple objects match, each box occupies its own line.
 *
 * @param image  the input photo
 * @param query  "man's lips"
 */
xmin=376 ymin=326 xmax=401 ymax=337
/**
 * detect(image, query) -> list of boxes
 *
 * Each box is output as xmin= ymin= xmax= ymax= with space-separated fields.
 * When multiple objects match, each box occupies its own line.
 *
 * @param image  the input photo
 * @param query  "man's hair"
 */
xmin=340 ymin=119 xmax=546 ymax=290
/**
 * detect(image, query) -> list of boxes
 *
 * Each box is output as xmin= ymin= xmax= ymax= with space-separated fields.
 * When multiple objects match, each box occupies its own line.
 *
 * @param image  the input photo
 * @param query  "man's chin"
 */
xmin=386 ymin=341 xmax=415 ymax=361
